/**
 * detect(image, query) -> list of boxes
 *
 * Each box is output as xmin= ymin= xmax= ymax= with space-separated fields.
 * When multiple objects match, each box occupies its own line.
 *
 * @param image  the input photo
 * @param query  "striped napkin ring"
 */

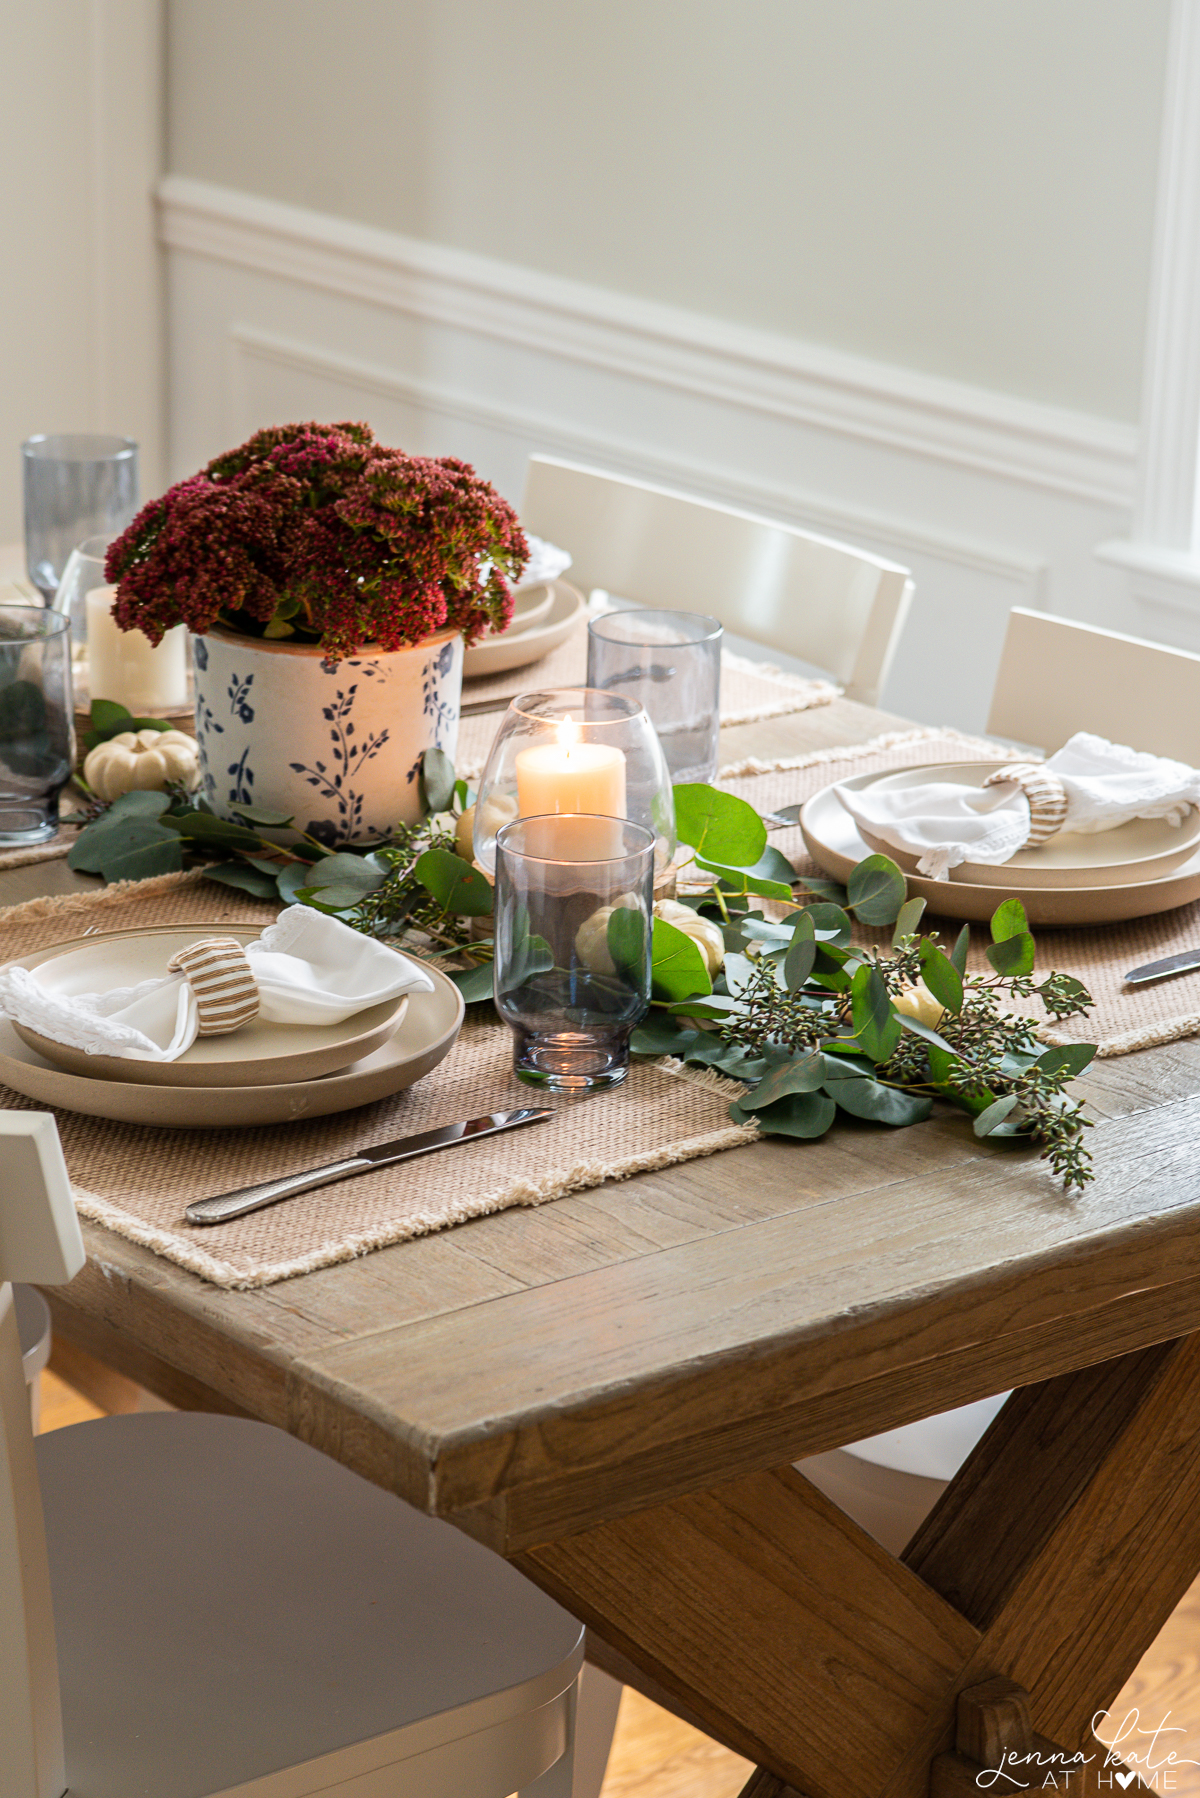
xmin=167 ymin=937 xmax=260 ymax=1036
xmin=983 ymin=762 xmax=1069 ymax=846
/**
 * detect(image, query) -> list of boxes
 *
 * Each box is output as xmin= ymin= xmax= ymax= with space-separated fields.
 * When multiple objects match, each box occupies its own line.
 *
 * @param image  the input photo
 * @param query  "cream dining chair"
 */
xmin=521 ymin=455 xmax=914 ymax=706
xmin=799 ymin=608 xmax=1200 ymax=1553
xmin=986 ymin=606 xmax=1200 ymax=761
xmin=0 ymin=1111 xmax=591 ymax=1798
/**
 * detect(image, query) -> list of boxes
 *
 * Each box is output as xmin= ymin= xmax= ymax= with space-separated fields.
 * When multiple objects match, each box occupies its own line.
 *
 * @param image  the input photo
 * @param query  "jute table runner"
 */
xmin=0 ymin=873 xmax=753 ymax=1289
xmin=5 ymin=728 xmax=1200 ymax=1289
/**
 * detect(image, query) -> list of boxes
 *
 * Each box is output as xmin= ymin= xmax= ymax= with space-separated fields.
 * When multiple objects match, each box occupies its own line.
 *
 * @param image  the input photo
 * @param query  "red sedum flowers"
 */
xmin=105 ymin=421 xmax=528 ymax=663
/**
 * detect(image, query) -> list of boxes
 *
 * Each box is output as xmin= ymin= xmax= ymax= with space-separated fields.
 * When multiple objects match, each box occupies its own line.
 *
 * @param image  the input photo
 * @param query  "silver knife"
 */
xmin=1124 ymin=949 xmax=1200 ymax=985
xmin=185 ymin=1108 xmax=552 ymax=1225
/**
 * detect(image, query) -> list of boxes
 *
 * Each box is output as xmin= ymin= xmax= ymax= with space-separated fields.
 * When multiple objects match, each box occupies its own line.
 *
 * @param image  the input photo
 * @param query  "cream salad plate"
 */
xmin=461 ymin=581 xmax=586 ymax=678
xmin=850 ymin=762 xmax=1200 ymax=890
xmin=801 ymin=768 xmax=1200 ymax=926
xmin=0 ymin=930 xmax=465 ymax=1128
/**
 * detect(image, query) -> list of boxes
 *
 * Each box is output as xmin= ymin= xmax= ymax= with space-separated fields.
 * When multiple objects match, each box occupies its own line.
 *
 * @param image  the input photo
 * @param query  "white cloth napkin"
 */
xmin=517 ymin=536 xmax=572 ymax=588
xmin=0 ymin=906 xmax=434 ymax=1062
xmin=836 ymin=732 xmax=1200 ymax=880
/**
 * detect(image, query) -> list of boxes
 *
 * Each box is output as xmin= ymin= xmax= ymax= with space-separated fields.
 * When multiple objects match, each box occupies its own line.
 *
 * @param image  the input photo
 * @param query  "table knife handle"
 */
xmin=186 ymin=1156 xmax=376 ymax=1225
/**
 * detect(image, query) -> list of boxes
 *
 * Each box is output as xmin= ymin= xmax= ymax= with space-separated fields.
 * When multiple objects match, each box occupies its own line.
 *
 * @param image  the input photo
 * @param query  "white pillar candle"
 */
xmin=84 ymin=585 xmax=189 ymax=712
xmin=515 ymin=716 xmax=626 ymax=859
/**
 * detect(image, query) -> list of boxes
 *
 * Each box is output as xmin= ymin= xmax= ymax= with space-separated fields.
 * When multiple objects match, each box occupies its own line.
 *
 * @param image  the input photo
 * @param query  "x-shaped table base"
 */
xmin=517 ymin=1336 xmax=1200 ymax=1798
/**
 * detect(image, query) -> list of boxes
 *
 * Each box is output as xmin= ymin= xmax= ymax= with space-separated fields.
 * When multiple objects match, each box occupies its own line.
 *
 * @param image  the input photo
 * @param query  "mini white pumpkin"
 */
xmin=83 ymin=729 xmax=201 ymax=802
xmin=651 ymin=900 xmax=726 ymax=977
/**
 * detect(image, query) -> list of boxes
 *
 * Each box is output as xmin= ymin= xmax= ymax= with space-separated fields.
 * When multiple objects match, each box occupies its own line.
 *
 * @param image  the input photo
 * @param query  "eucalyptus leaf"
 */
xmin=414 ymin=847 xmax=494 ymax=916
xmin=682 ymin=1037 xmax=769 ymax=1079
xmin=164 ymin=811 xmax=266 ymax=850
xmin=202 ymin=862 xmax=280 ymax=900
xmin=89 ymin=699 xmax=131 ymax=735
xmin=784 ymin=914 xmax=817 ymax=991
xmin=973 ymin=1093 xmax=1021 ymax=1137
xmin=448 ymin=963 xmax=496 ymax=1003
xmin=823 ymin=1062 xmax=933 ymax=1126
xmin=673 ymin=784 xmax=766 ymax=865
xmin=276 ymin=862 xmax=313 ymax=905
xmin=918 ymin=939 xmax=964 ymax=1014
xmin=892 ymin=895 xmax=926 ymax=945
xmin=1034 ymin=1043 xmax=1097 ymax=1078
xmin=950 ymin=923 xmax=970 ymax=975
xmin=850 ymin=963 xmax=902 ymax=1063
xmin=498 ymin=931 xmax=554 ymax=992
xmin=103 ymin=789 xmax=173 ymax=821
xmin=304 ymin=852 xmax=387 ymax=898
xmin=990 ymin=898 xmax=1028 ymax=943
xmin=802 ymin=903 xmax=853 ymax=945
xmin=421 ymin=746 xmax=457 ymax=814
xmin=846 ymin=854 xmax=907 ymax=926
xmin=607 ymin=905 xmax=647 ymax=975
xmin=68 ymin=815 xmax=183 ymax=882
xmin=650 ymin=916 xmax=713 ymax=1002
xmin=631 ymin=1016 xmax=700 ymax=1057
xmin=797 ymin=875 xmax=849 ymax=905
xmin=695 ymin=857 xmax=793 ymax=901
xmin=228 ymin=803 xmax=297 ymax=828
xmin=738 ymin=1051 xmax=827 ymax=1109
xmin=729 ymin=1090 xmax=837 ymax=1139
xmin=985 ymin=932 xmax=1036 ymax=977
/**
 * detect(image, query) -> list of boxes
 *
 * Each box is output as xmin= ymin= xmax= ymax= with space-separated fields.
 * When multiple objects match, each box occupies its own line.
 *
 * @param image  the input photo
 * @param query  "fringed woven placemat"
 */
xmin=723 ymin=729 xmax=1200 ymax=1057
xmin=0 ymin=874 xmax=755 ymax=1288
xmin=456 ymin=612 xmax=837 ymax=776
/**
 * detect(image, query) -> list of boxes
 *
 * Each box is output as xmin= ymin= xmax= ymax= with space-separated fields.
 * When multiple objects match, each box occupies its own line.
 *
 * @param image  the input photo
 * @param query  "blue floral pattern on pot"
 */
xmin=192 ymin=628 xmax=464 ymax=844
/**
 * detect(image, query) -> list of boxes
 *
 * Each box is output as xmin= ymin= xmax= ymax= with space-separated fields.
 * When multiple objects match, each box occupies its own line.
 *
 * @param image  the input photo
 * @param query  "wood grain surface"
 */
xmin=12 ymin=694 xmax=1200 ymax=1798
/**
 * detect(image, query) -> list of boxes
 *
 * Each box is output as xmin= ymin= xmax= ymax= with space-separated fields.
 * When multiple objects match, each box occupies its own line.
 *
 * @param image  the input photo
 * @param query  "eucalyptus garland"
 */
xmin=67 ymin=742 xmax=1096 ymax=1189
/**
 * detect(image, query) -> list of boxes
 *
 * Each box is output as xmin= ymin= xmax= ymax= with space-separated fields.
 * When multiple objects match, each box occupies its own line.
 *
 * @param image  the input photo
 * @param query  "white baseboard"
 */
xmin=158 ymin=175 xmax=1140 ymax=732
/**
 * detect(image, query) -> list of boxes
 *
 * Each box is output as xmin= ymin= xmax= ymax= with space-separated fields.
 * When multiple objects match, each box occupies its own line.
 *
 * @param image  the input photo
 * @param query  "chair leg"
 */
xmin=518 ymin=1672 xmax=590 ymax=1798
xmin=571 ymin=1666 xmax=622 ymax=1798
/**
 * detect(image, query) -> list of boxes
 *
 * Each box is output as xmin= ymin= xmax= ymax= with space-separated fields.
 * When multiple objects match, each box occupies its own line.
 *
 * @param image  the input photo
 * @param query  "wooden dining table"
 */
xmin=8 ymin=691 xmax=1200 ymax=1798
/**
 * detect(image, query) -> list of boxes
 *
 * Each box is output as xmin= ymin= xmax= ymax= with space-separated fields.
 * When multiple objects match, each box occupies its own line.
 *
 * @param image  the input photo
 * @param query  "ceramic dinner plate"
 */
xmin=0 ymin=951 xmax=465 ymax=1127
xmin=852 ymin=762 xmax=1200 ymax=889
xmin=801 ymin=770 xmax=1200 ymax=925
xmin=8 ymin=928 xmax=410 ymax=1087
xmin=462 ymin=581 xmax=585 ymax=678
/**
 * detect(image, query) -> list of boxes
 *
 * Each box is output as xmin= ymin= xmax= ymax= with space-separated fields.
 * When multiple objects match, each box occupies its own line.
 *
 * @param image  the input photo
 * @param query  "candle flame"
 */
xmin=557 ymin=714 xmax=580 ymax=757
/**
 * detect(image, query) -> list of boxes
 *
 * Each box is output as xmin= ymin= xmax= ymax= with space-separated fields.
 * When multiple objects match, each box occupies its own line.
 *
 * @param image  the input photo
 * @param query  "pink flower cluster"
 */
xmin=105 ymin=422 xmax=528 ymax=662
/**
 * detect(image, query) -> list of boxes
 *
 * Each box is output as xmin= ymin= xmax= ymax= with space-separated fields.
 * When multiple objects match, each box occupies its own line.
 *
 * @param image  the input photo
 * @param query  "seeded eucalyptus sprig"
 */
xmin=630 ymin=784 xmax=1096 ymax=1192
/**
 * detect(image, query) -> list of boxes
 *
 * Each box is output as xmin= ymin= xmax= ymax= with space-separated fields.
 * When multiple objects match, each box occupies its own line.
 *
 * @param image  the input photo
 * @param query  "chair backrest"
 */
xmin=1 ymin=1113 xmax=84 ymax=1798
xmin=986 ymin=608 xmax=1200 ymax=762
xmin=521 ymin=456 xmax=914 ymax=705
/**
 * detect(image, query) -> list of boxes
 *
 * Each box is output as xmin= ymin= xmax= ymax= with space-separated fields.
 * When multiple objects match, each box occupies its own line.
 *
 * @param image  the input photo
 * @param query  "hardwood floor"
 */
xmin=35 ymin=1371 xmax=1200 ymax=1798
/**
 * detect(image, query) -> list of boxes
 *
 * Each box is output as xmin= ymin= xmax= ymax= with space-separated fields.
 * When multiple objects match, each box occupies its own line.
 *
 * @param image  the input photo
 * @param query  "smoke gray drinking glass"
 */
xmin=493 ymin=814 xmax=655 ymax=1091
xmin=22 ymin=434 xmax=138 ymax=605
xmin=586 ymin=608 xmax=722 ymax=785
xmin=0 ymin=606 xmax=75 ymax=844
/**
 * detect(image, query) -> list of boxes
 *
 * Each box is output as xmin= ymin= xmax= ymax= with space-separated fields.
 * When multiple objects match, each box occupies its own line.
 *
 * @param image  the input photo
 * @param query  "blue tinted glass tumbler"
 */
xmin=586 ymin=608 xmax=722 ymax=784
xmin=23 ymin=434 xmax=138 ymax=605
xmin=493 ymin=815 xmax=655 ymax=1091
xmin=0 ymin=606 xmax=75 ymax=844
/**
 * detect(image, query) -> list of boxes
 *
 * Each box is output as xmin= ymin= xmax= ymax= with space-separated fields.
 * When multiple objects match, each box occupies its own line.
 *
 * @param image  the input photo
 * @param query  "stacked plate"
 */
xmin=462 ymin=580 xmax=586 ymax=678
xmin=800 ymin=761 xmax=1200 ymax=925
xmin=0 ymin=926 xmax=465 ymax=1128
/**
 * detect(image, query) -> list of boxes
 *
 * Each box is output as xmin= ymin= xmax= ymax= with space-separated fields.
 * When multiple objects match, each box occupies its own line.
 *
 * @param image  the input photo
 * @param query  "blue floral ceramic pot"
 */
xmin=191 ymin=625 xmax=463 ymax=846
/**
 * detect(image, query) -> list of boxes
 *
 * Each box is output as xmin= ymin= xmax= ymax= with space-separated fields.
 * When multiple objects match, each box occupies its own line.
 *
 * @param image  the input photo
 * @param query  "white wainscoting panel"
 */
xmin=159 ymin=176 xmax=1141 ymax=733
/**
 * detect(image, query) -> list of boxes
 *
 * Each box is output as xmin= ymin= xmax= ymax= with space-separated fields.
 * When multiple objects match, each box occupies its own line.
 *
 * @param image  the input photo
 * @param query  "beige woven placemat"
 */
xmin=722 ymin=729 xmax=1200 ymax=1057
xmin=0 ymin=873 xmax=754 ymax=1288
xmin=455 ymin=611 xmax=837 ymax=777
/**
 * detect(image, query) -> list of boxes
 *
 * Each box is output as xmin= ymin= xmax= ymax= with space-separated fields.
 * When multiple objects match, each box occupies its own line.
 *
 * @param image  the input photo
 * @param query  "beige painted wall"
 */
xmin=167 ymin=0 xmax=1169 ymax=423
xmin=0 ymin=0 xmax=163 ymax=545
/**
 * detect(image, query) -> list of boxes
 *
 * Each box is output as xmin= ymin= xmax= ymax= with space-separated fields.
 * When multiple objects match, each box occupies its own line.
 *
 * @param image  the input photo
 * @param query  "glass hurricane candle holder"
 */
xmin=493 ymin=814 xmax=655 ymax=1091
xmin=0 ymin=605 xmax=75 ymax=844
xmin=472 ymin=689 xmax=676 ymax=885
xmin=586 ymin=608 xmax=722 ymax=785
